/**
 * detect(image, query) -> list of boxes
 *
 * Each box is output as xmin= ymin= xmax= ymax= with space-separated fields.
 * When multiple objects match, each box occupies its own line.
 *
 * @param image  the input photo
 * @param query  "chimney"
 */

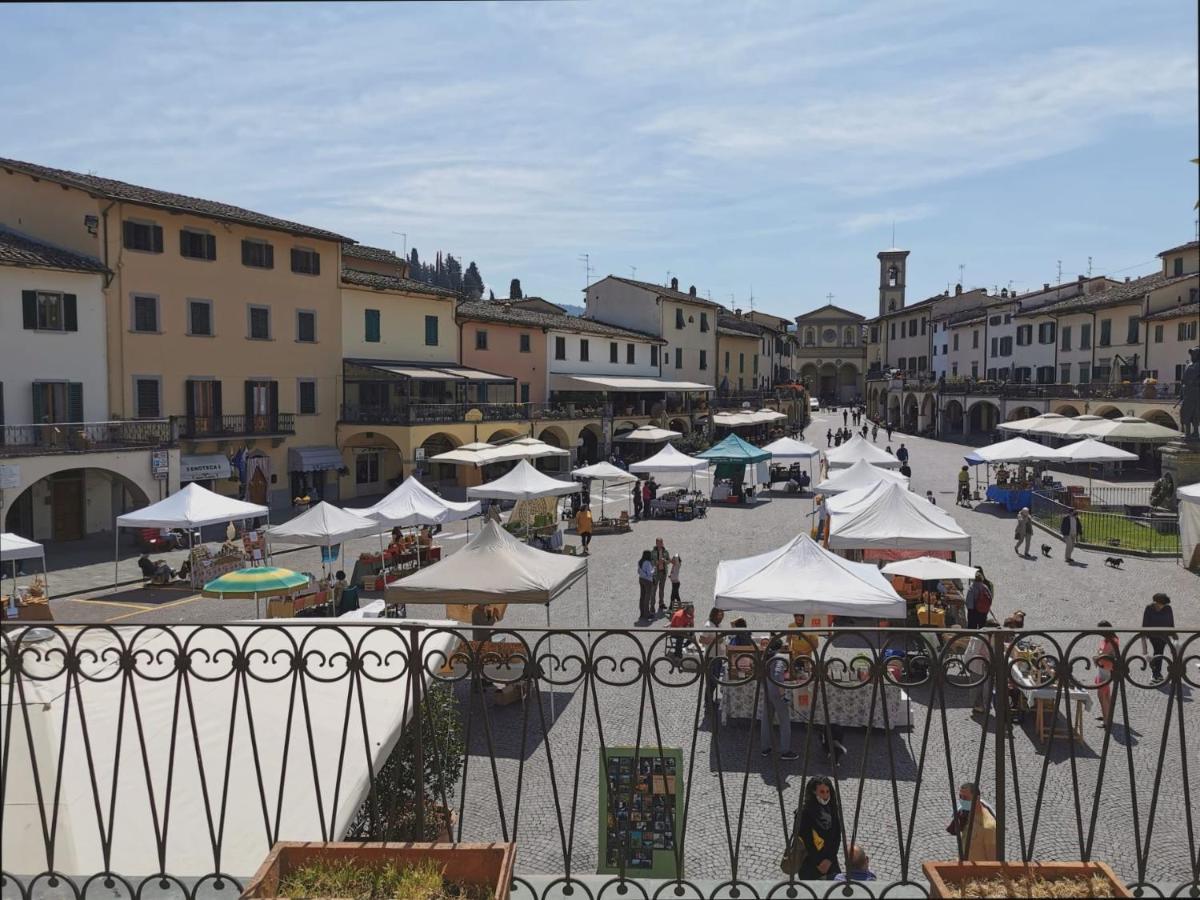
xmin=954 ymin=283 xmax=962 ymax=295
xmin=1078 ymin=275 xmax=1085 ymax=284
xmin=1125 ymin=276 xmax=1131 ymax=282
xmin=1001 ymin=288 xmax=1008 ymax=298
xmin=670 ymin=276 xmax=679 ymax=291
xmin=734 ymin=307 xmax=742 ymax=316
xmin=1043 ymin=283 xmax=1050 ymax=291
xmin=689 ymin=285 xmax=696 ymax=297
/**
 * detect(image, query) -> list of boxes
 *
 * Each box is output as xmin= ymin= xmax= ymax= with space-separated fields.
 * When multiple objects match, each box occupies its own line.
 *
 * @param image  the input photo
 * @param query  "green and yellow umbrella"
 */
xmin=203 ymin=566 xmax=308 ymax=600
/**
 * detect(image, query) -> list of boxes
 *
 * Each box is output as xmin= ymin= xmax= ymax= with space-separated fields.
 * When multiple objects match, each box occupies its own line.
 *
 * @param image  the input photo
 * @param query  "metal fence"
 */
xmin=176 ymin=413 xmax=296 ymax=438
xmin=1 ymin=623 xmax=1196 ymax=898
xmin=1031 ymin=490 xmax=1181 ymax=555
xmin=0 ymin=420 xmax=171 ymax=457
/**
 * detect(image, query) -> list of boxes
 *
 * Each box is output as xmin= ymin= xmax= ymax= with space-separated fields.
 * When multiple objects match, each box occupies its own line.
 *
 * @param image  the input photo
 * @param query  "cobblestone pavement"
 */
xmin=22 ymin=413 xmax=1200 ymax=887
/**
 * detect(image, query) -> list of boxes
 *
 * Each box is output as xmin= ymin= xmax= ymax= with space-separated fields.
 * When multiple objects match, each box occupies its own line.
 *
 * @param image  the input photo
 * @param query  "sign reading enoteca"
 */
xmin=180 ymin=454 xmax=232 ymax=481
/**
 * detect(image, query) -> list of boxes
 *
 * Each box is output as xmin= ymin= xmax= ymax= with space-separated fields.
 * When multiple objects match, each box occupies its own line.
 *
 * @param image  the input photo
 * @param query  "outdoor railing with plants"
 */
xmin=1030 ymin=490 xmax=1181 ymax=556
xmin=1 ymin=623 xmax=1196 ymax=897
xmin=0 ymin=419 xmax=171 ymax=456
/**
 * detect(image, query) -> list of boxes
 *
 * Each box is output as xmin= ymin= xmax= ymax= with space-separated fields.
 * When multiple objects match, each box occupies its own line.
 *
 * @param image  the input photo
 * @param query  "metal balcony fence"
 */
xmin=177 ymin=413 xmax=295 ymax=439
xmin=1 ymin=624 xmax=1195 ymax=897
xmin=0 ymin=420 xmax=171 ymax=457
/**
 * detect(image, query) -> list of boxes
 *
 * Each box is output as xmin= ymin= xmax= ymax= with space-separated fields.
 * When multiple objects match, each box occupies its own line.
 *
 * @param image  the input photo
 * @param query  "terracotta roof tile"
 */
xmin=457 ymin=299 xmax=665 ymax=342
xmin=341 ymin=267 xmax=458 ymax=297
xmin=0 ymin=228 xmax=106 ymax=273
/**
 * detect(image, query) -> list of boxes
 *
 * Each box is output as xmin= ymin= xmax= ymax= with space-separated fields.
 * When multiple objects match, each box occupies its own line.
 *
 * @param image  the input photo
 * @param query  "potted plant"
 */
xmin=922 ymin=861 xmax=1131 ymax=898
xmin=240 ymin=841 xmax=515 ymax=899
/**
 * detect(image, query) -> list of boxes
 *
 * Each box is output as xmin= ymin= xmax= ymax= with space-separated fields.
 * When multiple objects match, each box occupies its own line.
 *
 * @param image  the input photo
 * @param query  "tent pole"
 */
xmin=266 ymin=505 xmax=274 ymax=564
xmin=546 ymin=602 xmax=555 ymax=724
xmin=585 ymin=565 xmax=591 ymax=630
xmin=113 ymin=526 xmax=119 ymax=589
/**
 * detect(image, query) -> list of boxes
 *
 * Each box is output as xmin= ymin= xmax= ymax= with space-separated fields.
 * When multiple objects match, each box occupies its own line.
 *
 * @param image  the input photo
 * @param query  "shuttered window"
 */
xmin=297 ymin=310 xmax=316 ymax=343
xmin=365 ymin=309 xmax=381 ymax=343
xmin=21 ymin=291 xmax=78 ymax=331
xmin=554 ymin=336 xmax=566 ymax=359
xmin=188 ymin=300 xmax=213 ymax=336
xmin=675 ymin=348 xmax=683 ymax=369
xmin=31 ymin=382 xmax=81 ymax=423
xmin=180 ymin=229 xmax=216 ymax=260
xmin=241 ymin=239 xmax=274 ymax=268
xmin=123 ymin=220 xmax=163 ymax=252
xmin=580 ymin=339 xmax=589 ymax=361
xmin=675 ymin=308 xmax=685 ymax=329
xmin=134 ymin=378 xmax=161 ymax=418
xmin=298 ymin=379 xmax=317 ymax=415
xmin=249 ymin=305 xmax=271 ymax=340
xmin=626 ymin=343 xmax=635 ymax=364
xmin=290 ymin=247 xmax=321 ymax=275
xmin=610 ymin=342 xmax=618 ymax=363
xmin=132 ymin=295 xmax=159 ymax=332
xmin=424 ymin=315 xmax=438 ymax=346
xmin=519 ymin=334 xmax=531 ymax=353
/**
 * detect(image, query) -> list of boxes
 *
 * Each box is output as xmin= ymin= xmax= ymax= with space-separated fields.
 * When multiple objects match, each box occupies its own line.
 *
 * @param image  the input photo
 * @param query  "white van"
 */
xmin=809 ymin=397 xmax=820 ymax=412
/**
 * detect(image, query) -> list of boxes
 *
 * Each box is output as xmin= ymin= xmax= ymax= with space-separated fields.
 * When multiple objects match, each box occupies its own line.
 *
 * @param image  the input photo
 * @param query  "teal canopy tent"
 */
xmin=697 ymin=433 xmax=771 ymax=481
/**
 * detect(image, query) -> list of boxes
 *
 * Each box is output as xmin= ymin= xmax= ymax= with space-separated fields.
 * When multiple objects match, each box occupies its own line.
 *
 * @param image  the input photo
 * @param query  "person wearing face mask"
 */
xmin=794 ymin=775 xmax=842 ymax=879
xmin=945 ymin=782 xmax=997 ymax=861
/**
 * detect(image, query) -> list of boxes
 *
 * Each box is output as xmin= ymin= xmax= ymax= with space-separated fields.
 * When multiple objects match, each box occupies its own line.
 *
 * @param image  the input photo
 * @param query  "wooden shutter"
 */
xmin=244 ymin=381 xmax=255 ymax=417
xmin=206 ymin=234 xmax=217 ymax=260
xmin=291 ymin=248 xmax=301 ymax=272
xmin=22 ymin=290 xmax=37 ymax=329
xmin=185 ymin=380 xmax=196 ymax=420
xmin=31 ymin=384 xmax=45 ymax=423
xmin=63 ymin=294 xmax=78 ymax=331
xmin=268 ymin=381 xmax=279 ymax=430
xmin=242 ymin=240 xmax=252 ymax=265
xmin=311 ymin=251 xmax=320 ymax=276
xmin=265 ymin=243 xmax=274 ymax=269
xmin=152 ymin=225 xmax=164 ymax=253
xmin=67 ymin=383 xmax=83 ymax=422
xmin=179 ymin=230 xmax=190 ymax=256
xmin=122 ymin=221 xmax=136 ymax=248
xmin=212 ymin=381 xmax=223 ymax=418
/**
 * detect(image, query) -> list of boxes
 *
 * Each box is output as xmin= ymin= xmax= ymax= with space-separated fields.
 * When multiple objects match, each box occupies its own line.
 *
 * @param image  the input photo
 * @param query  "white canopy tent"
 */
xmin=0 ymin=622 xmax=460 ymax=880
xmin=572 ymin=461 xmax=637 ymax=519
xmin=1029 ymin=414 xmax=1107 ymax=439
xmin=1179 ymin=482 xmax=1200 ymax=569
xmin=1052 ymin=438 xmax=1138 ymax=464
xmin=351 ymin=477 xmax=480 ymax=527
xmin=816 ymin=458 xmax=910 ymax=495
xmin=825 ymin=434 xmax=903 ymax=469
xmin=468 ymin=459 xmax=581 ymax=501
xmin=998 ymin=412 xmax=1068 ymax=435
xmin=711 ymin=409 xmax=787 ymax=427
xmin=428 ymin=441 xmax=497 ymax=466
xmin=714 ymin=533 xmax=905 ymax=619
xmin=112 ymin=483 xmax=270 ymax=587
xmin=964 ymin=436 xmax=1061 ymax=465
xmin=478 ymin=437 xmax=570 ymax=465
xmin=1071 ymin=415 xmax=1182 ymax=443
xmin=628 ymin=443 xmax=711 ymax=492
xmin=1 ymin=533 xmax=48 ymax=608
xmin=762 ymin=436 xmax=820 ymax=462
xmin=828 ymin=481 xmax=972 ymax=553
xmin=268 ymin=501 xmax=379 ymax=546
xmin=881 ymin=557 xmax=981 ymax=581
xmin=616 ymin=425 xmax=682 ymax=442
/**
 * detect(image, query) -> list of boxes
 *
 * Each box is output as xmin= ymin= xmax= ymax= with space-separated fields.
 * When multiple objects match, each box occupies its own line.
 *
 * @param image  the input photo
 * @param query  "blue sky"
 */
xmin=2 ymin=1 xmax=1196 ymax=319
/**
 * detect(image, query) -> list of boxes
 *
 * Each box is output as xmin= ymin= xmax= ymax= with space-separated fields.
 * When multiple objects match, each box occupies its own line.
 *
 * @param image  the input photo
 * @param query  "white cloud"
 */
xmin=840 ymin=205 xmax=935 ymax=235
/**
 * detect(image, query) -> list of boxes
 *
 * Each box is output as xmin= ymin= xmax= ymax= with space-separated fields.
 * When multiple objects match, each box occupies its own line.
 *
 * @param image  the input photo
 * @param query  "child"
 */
xmin=668 ymin=602 xmax=695 ymax=657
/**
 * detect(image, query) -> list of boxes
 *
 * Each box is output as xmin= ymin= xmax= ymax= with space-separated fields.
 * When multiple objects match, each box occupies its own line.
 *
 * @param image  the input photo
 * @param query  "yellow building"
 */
xmin=1 ymin=157 xmax=346 ymax=510
xmin=717 ymin=316 xmax=763 ymax=393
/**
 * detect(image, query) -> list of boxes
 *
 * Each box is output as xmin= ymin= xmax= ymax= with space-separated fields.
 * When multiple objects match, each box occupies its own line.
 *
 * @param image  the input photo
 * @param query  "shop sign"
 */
xmin=0 ymin=464 xmax=19 ymax=490
xmin=151 ymin=450 xmax=170 ymax=479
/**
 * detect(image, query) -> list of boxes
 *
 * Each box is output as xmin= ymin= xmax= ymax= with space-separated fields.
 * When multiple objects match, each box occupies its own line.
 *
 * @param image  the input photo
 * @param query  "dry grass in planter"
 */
xmin=922 ymin=861 xmax=1131 ymax=899
xmin=944 ymin=872 xmax=1115 ymax=898
xmin=276 ymin=857 xmax=493 ymax=900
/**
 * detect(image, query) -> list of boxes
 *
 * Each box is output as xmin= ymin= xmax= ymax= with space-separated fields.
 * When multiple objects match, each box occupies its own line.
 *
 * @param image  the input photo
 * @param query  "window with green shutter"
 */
xmin=180 ymin=229 xmax=216 ymax=260
xmin=365 ymin=309 xmax=381 ymax=342
xmin=424 ymin=315 xmax=438 ymax=346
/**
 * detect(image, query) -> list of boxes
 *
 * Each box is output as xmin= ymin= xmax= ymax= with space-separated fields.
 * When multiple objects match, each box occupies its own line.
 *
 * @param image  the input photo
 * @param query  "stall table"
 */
xmin=985 ymin=484 xmax=1034 ymax=512
xmin=1012 ymin=668 xmax=1091 ymax=745
xmin=267 ymin=588 xmax=332 ymax=618
xmin=188 ymin=545 xmax=247 ymax=589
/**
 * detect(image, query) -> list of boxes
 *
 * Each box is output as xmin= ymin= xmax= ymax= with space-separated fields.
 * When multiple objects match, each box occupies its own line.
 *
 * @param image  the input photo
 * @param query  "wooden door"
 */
xmin=248 ymin=469 xmax=268 ymax=505
xmin=51 ymin=474 xmax=84 ymax=541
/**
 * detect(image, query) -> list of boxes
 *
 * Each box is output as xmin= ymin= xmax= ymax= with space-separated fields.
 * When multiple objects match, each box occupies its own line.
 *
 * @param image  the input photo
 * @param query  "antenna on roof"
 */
xmin=1087 ymin=256 xmax=1093 ymax=277
xmin=578 ymin=253 xmax=593 ymax=291
xmin=629 ymin=265 xmax=637 ymax=279
xmin=391 ymin=231 xmax=407 ymax=256
xmin=749 ymin=286 xmax=755 ymax=312
xmin=1057 ymin=259 xmax=1062 ymax=284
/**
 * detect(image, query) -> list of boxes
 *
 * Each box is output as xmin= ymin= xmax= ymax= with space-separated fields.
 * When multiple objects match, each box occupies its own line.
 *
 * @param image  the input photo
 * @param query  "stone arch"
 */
xmin=667 ymin=417 xmax=690 ymax=435
xmin=485 ymin=427 xmax=523 ymax=443
xmin=902 ymin=392 xmax=919 ymax=430
xmin=579 ymin=423 xmax=602 ymax=465
xmin=887 ymin=393 xmax=902 ymax=424
xmin=818 ymin=363 xmax=837 ymax=402
xmin=1053 ymin=403 xmax=1082 ymax=417
xmin=536 ymin=425 xmax=569 ymax=448
xmin=342 ymin=430 xmax=405 ymax=498
xmin=4 ymin=467 xmax=150 ymax=542
xmin=1093 ymin=405 xmax=1123 ymax=420
xmin=919 ymin=393 xmax=936 ymax=432
xmin=1006 ymin=405 xmax=1040 ymax=422
xmin=1141 ymin=408 xmax=1178 ymax=430
xmin=966 ymin=400 xmax=1000 ymax=435
xmin=803 ymin=327 xmax=816 ymax=347
xmin=943 ymin=399 xmax=964 ymax=435
xmin=615 ymin=421 xmax=640 ymax=435
xmin=837 ymin=363 xmax=858 ymax=401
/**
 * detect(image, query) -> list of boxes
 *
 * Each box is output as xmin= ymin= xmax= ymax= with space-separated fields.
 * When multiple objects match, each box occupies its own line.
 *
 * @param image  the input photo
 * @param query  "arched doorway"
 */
xmin=1093 ymin=405 xmax=1123 ymax=420
xmin=667 ymin=417 xmax=690 ymax=435
xmin=579 ymin=424 xmax=601 ymax=465
xmin=5 ymin=467 xmax=149 ymax=542
xmin=902 ymin=393 xmax=919 ymax=431
xmin=1054 ymin=403 xmax=1082 ymax=417
xmin=536 ymin=426 xmax=570 ymax=472
xmin=887 ymin=394 xmax=901 ymax=425
xmin=943 ymin=399 xmax=964 ymax=435
xmin=342 ymin=431 xmax=404 ymax=500
xmin=247 ymin=453 xmax=270 ymax=506
xmin=1141 ymin=409 xmax=1179 ymax=430
xmin=799 ymin=363 xmax=819 ymax=393
xmin=485 ymin=428 xmax=522 ymax=444
xmin=1006 ymin=405 xmax=1040 ymax=422
xmin=920 ymin=394 xmax=935 ymax=432
xmin=418 ymin=432 xmax=463 ymax=488
xmin=837 ymin=363 xmax=859 ymax=403
xmin=818 ymin=363 xmax=837 ymax=403
xmin=967 ymin=401 xmax=999 ymax=435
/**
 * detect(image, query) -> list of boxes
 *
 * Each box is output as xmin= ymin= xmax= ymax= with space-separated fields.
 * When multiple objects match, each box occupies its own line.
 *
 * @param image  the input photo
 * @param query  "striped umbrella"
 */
xmin=202 ymin=566 xmax=308 ymax=600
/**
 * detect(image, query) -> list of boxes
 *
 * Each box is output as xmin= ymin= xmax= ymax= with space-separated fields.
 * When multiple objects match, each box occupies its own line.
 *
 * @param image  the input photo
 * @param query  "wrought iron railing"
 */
xmin=1 ymin=623 xmax=1195 ymax=897
xmin=0 ymin=419 xmax=171 ymax=456
xmin=341 ymin=403 xmax=531 ymax=426
xmin=927 ymin=381 xmax=1181 ymax=402
xmin=177 ymin=413 xmax=295 ymax=438
xmin=1031 ymin=490 xmax=1181 ymax=556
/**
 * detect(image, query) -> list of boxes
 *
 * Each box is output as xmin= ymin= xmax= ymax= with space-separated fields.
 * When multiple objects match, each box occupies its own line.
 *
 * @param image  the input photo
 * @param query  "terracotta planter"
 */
xmin=922 ymin=860 xmax=1130 ymax=898
xmin=241 ymin=841 xmax=516 ymax=900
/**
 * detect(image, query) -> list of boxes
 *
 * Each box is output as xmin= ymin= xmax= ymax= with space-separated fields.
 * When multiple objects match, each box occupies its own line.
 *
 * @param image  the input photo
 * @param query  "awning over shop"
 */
xmin=551 ymin=374 xmax=713 ymax=392
xmin=353 ymin=362 xmax=514 ymax=382
xmin=288 ymin=446 xmax=344 ymax=472
xmin=373 ymin=365 xmax=463 ymax=379
xmin=439 ymin=367 xmax=513 ymax=381
xmin=181 ymin=453 xmax=231 ymax=481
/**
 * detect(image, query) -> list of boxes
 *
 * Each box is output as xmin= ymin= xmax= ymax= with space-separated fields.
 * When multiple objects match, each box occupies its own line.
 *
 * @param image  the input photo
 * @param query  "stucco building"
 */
xmin=793 ymin=303 xmax=866 ymax=403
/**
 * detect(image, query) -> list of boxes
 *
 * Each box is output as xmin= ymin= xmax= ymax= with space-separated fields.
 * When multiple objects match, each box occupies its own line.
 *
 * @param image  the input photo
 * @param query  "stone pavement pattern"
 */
xmin=27 ymin=413 xmax=1200 ymax=886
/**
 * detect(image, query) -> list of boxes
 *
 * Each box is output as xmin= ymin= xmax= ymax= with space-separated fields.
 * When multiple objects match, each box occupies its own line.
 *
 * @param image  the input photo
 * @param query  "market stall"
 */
xmin=615 ymin=424 xmax=682 ymax=443
xmin=761 ymin=436 xmax=819 ymax=486
xmin=697 ymin=434 xmax=771 ymax=504
xmin=112 ymin=483 xmax=269 ymax=589
xmin=815 ymin=458 xmax=910 ymax=495
xmin=713 ymin=533 xmax=909 ymax=727
xmin=825 ymin=434 xmax=904 ymax=469
xmin=1051 ymin=439 xmax=1138 ymax=493
xmin=1 ymin=532 xmax=51 ymax=621
xmin=629 ymin=444 xmax=711 ymax=496
xmin=880 ymin=556 xmax=980 ymax=628
xmin=1179 ymin=482 xmax=1200 ymax=570
xmin=965 ymin=437 xmax=1061 ymax=512
xmin=468 ymin=460 xmax=579 ymax=548
xmin=828 ymin=481 xmax=972 ymax=558
xmin=571 ymin=460 xmax=637 ymax=527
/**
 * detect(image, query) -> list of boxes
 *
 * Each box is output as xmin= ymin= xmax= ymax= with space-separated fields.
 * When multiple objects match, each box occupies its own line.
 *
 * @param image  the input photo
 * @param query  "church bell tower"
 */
xmin=877 ymin=248 xmax=910 ymax=316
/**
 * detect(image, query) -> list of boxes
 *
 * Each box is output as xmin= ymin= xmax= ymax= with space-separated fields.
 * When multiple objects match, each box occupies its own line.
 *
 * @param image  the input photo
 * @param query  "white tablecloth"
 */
xmin=722 ymin=678 xmax=910 ymax=728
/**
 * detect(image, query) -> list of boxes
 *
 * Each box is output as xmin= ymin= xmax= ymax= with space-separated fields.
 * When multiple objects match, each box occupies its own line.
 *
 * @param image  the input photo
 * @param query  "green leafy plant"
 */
xmin=277 ymin=857 xmax=492 ymax=900
xmin=345 ymin=683 xmax=465 ymax=842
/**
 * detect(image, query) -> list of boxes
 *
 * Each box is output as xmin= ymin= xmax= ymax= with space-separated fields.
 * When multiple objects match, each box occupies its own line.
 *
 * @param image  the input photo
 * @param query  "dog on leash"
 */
xmin=1040 ymin=544 xmax=1052 ymax=558
xmin=1104 ymin=556 xmax=1123 ymax=569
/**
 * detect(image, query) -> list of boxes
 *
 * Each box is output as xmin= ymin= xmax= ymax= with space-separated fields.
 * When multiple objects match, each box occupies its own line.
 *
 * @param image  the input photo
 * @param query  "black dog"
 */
xmin=1040 ymin=544 xmax=1052 ymax=558
xmin=1104 ymin=556 xmax=1123 ymax=569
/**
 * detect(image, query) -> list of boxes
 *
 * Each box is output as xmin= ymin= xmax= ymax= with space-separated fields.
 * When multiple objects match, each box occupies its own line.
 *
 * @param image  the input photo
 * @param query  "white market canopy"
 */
xmin=571 ymin=461 xmax=638 ymax=484
xmin=998 ymin=412 xmax=1067 ymax=434
xmin=628 ymin=443 xmax=708 ymax=474
xmin=712 ymin=409 xmax=787 ymax=427
xmin=762 ymin=436 xmax=820 ymax=461
xmin=265 ymin=501 xmax=379 ymax=547
xmin=616 ymin=425 xmax=682 ymax=442
xmin=1029 ymin=414 xmax=1107 ymax=438
xmin=1 ymin=622 xmax=460 ymax=880
xmin=351 ymin=477 xmax=480 ymax=527
xmin=964 ymin=436 xmax=1060 ymax=465
xmin=428 ymin=442 xmax=498 ymax=466
xmin=881 ymin=557 xmax=981 ymax=581
xmin=386 ymin=520 xmax=586 ymax=605
xmin=825 ymin=434 xmax=903 ymax=469
xmin=556 ymin=375 xmax=713 ymax=392
xmin=467 ymin=459 xmax=581 ymax=501
xmin=479 ymin=436 xmax=571 ymax=464
xmin=114 ymin=482 xmax=268 ymax=529
xmin=1179 ymin=482 xmax=1200 ymax=566
xmin=1 ymin=532 xmax=44 ymax=562
xmin=1051 ymin=438 xmax=1138 ymax=464
xmin=816 ymin=458 xmax=910 ymax=495
xmin=714 ymin=533 xmax=905 ymax=619
xmin=828 ymin=481 xmax=972 ymax=552
xmin=1071 ymin=415 xmax=1182 ymax=443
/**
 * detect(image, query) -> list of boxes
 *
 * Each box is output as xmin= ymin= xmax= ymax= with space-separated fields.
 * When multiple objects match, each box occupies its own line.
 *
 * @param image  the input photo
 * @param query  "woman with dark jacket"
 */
xmin=793 ymin=775 xmax=842 ymax=880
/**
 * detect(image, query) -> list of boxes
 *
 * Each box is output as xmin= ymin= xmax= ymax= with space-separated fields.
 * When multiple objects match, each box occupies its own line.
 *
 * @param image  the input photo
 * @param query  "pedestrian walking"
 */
xmin=896 ymin=443 xmax=909 ymax=465
xmin=899 ymin=462 xmax=912 ymax=478
xmin=651 ymin=537 xmax=671 ymax=613
xmin=813 ymin=494 xmax=830 ymax=542
xmin=1094 ymin=621 xmax=1120 ymax=724
xmin=826 ymin=428 xmax=833 ymax=447
xmin=759 ymin=637 xmax=796 ymax=759
xmin=885 ymin=423 xmax=893 ymax=441
xmin=637 ymin=550 xmax=655 ymax=620
xmin=834 ymin=433 xmax=843 ymax=447
xmin=1061 ymin=508 xmax=1083 ymax=562
xmin=964 ymin=568 xmax=993 ymax=629
xmin=632 ymin=479 xmax=643 ymax=521
xmin=642 ymin=481 xmax=653 ymax=519
xmin=871 ymin=423 xmax=878 ymax=442
xmin=819 ymin=453 xmax=829 ymax=481
xmin=668 ymin=553 xmax=683 ymax=608
xmin=956 ymin=465 xmax=971 ymax=506
xmin=842 ymin=409 xmax=848 ymax=426
xmin=699 ymin=608 xmax=726 ymax=709
xmin=575 ymin=504 xmax=593 ymax=555
xmin=947 ymin=783 xmax=997 ymax=861
xmin=1013 ymin=507 xmax=1033 ymax=557
xmin=785 ymin=776 xmax=842 ymax=879
xmin=1140 ymin=593 xmax=1175 ymax=683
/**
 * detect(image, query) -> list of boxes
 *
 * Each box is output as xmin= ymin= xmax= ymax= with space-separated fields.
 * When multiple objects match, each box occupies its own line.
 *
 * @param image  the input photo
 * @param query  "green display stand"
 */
xmin=598 ymin=747 xmax=684 ymax=879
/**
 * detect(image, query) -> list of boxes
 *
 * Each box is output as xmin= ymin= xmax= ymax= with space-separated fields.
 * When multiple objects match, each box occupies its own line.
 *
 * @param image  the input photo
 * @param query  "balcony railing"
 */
xmin=341 ymin=402 xmax=531 ymax=426
xmin=921 ymin=381 xmax=1182 ymax=402
xmin=0 ymin=419 xmax=171 ymax=457
xmin=177 ymin=412 xmax=295 ymax=438
xmin=2 ymin=623 xmax=1194 ymax=896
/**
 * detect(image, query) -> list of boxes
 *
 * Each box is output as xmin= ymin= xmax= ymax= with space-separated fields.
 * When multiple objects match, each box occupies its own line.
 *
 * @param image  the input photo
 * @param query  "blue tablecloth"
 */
xmin=986 ymin=484 xmax=1033 ymax=512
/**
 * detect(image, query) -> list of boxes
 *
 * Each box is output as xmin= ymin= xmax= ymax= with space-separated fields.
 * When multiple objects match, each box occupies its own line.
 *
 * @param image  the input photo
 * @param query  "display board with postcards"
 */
xmin=598 ymin=747 xmax=684 ymax=879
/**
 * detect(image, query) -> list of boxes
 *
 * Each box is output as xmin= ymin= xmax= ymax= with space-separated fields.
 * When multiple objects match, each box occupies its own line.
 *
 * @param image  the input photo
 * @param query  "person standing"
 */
xmin=575 ymin=504 xmax=593 ymax=555
xmin=896 ymin=443 xmax=909 ymax=465
xmin=1094 ymin=621 xmax=1120 ymax=724
xmin=871 ymin=423 xmax=878 ymax=443
xmin=946 ymin=783 xmax=997 ymax=861
xmin=813 ymin=494 xmax=830 ymax=542
xmin=1013 ymin=507 xmax=1033 ymax=557
xmin=699 ymin=608 xmax=726 ymax=709
xmin=842 ymin=409 xmax=848 ymax=427
xmin=791 ymin=776 xmax=842 ymax=879
xmin=668 ymin=602 xmax=695 ymax=657
xmin=642 ymin=480 xmax=654 ymax=520
xmin=885 ymin=422 xmax=893 ymax=442
xmin=957 ymin=465 xmax=971 ymax=506
xmin=668 ymin=553 xmax=683 ymax=608
xmin=651 ymin=537 xmax=671 ymax=613
xmin=637 ymin=550 xmax=655 ymax=620
xmin=964 ymin=569 xmax=993 ymax=629
xmin=826 ymin=428 xmax=833 ymax=447
xmin=1061 ymin=508 xmax=1083 ymax=563
xmin=632 ymin=479 xmax=643 ymax=521
xmin=1141 ymin=593 xmax=1175 ymax=684
xmin=759 ymin=637 xmax=796 ymax=759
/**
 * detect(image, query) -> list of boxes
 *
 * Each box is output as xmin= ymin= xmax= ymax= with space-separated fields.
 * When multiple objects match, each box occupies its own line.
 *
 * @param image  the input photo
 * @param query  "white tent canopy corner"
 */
xmin=1179 ymin=482 xmax=1200 ymax=569
xmin=964 ymin=437 xmax=1060 ymax=465
xmin=266 ymin=501 xmax=379 ymax=547
xmin=825 ymin=434 xmax=903 ymax=469
xmin=467 ymin=460 xmax=581 ymax=501
xmin=828 ymin=481 xmax=971 ymax=552
xmin=816 ymin=458 xmax=910 ymax=495
xmin=351 ymin=476 xmax=480 ymax=527
xmin=762 ymin=436 xmax=820 ymax=461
